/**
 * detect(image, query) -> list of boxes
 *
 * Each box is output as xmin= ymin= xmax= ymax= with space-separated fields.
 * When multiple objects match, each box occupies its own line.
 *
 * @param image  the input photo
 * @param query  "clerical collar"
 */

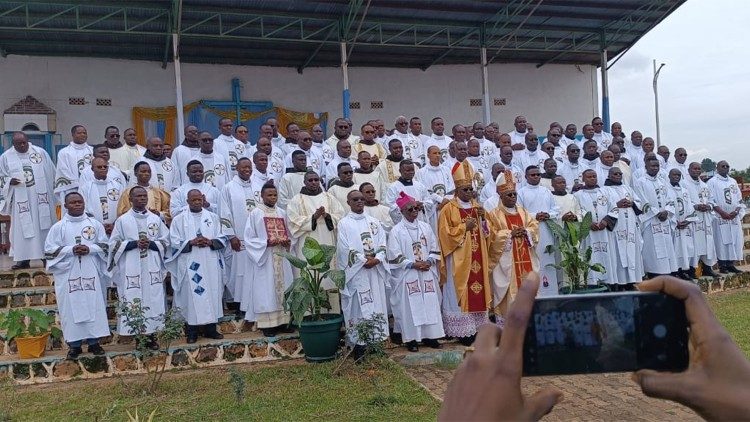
xmin=132 ymin=208 xmax=148 ymax=216
xmin=604 ymin=179 xmax=621 ymax=186
xmin=359 ymin=140 xmax=376 ymax=146
xmin=300 ymin=186 xmax=322 ymax=196
xmin=583 ymin=153 xmax=599 ymax=161
xmin=143 ymin=151 xmax=165 ymax=161
xmin=355 ymin=167 xmax=373 ymax=174
xmin=330 ymin=180 xmax=354 ymax=188
xmin=671 ymin=181 xmax=682 ymax=187
xmin=398 ymin=177 xmax=413 ymax=186
xmin=66 ymin=213 xmax=87 ymax=222
xmin=540 ymin=173 xmax=555 ymax=179
xmin=552 ymin=191 xmax=568 ymax=196
xmin=199 ymin=151 xmax=214 ymax=157
xmin=349 ymin=211 xmax=366 ymax=220
xmin=286 ymin=167 xmax=306 ymax=174
xmin=386 ymin=155 xmax=403 ymax=163
xmin=234 ymin=175 xmax=252 ymax=187
xmin=181 ymin=140 xmax=198 ymax=148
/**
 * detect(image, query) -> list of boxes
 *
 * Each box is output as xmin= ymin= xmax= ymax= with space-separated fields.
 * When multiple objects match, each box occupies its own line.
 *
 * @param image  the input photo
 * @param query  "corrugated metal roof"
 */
xmin=0 ymin=0 xmax=685 ymax=69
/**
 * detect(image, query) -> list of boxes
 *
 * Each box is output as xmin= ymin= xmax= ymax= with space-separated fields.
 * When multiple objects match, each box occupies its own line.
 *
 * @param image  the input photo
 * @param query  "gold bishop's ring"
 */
xmin=463 ymin=346 xmax=475 ymax=358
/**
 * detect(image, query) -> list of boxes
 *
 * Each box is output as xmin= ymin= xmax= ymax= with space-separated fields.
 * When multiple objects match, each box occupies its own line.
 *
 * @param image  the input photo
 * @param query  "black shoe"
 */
xmin=727 ymin=265 xmax=743 ymax=274
xmin=406 ymin=340 xmax=419 ymax=352
xmin=11 ymin=260 xmax=30 ymax=270
xmin=719 ymin=266 xmax=730 ymax=274
xmin=261 ymin=328 xmax=278 ymax=337
xmin=423 ymin=338 xmax=442 ymax=349
xmin=278 ymin=324 xmax=296 ymax=333
xmin=458 ymin=335 xmax=475 ymax=346
xmin=186 ymin=336 xmax=198 ymax=344
xmin=390 ymin=332 xmax=402 ymax=345
xmin=702 ymin=266 xmax=717 ymax=277
xmin=677 ymin=270 xmax=692 ymax=281
xmin=687 ymin=267 xmax=697 ymax=280
xmin=67 ymin=347 xmax=83 ymax=360
xmin=88 ymin=344 xmax=105 ymax=355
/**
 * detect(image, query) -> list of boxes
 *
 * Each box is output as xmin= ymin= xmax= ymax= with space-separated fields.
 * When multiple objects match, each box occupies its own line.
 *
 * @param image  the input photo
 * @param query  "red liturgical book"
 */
xmin=264 ymin=216 xmax=289 ymax=245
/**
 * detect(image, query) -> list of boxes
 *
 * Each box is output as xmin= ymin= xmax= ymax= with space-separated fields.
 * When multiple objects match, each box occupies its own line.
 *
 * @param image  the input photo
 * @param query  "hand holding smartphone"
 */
xmin=523 ymin=291 xmax=689 ymax=376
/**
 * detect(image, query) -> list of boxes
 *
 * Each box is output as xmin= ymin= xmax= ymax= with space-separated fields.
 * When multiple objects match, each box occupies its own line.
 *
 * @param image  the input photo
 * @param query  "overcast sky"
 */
xmin=603 ymin=0 xmax=749 ymax=169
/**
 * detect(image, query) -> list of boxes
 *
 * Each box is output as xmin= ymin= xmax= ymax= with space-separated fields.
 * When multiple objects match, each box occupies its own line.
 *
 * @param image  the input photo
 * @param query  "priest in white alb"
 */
xmin=79 ymin=157 xmax=125 ymax=236
xmin=167 ymin=189 xmax=227 ymax=343
xmin=684 ymin=162 xmax=717 ymax=277
xmin=170 ymin=160 xmax=221 ymax=217
xmin=602 ymin=167 xmax=643 ymax=288
xmin=45 ymin=192 xmax=109 ymax=359
xmin=108 ymin=186 xmax=169 ymax=349
xmin=385 ymin=159 xmax=434 ymax=225
xmin=573 ymin=169 xmax=617 ymax=284
xmin=0 ymin=132 xmax=57 ymax=269
xmin=417 ymin=145 xmax=454 ymax=229
xmin=517 ymin=165 xmax=560 ymax=296
xmin=140 ymin=136 xmax=177 ymax=192
xmin=219 ymin=158 xmax=257 ymax=303
xmin=633 ymin=159 xmax=678 ymax=277
xmin=243 ymin=182 xmax=293 ymax=337
xmin=387 ymin=192 xmax=445 ymax=353
xmin=337 ymin=190 xmax=390 ymax=359
xmin=666 ymin=168 xmax=697 ymax=280
xmin=708 ymin=160 xmax=746 ymax=274
xmin=54 ymin=125 xmax=93 ymax=202
xmin=287 ymin=171 xmax=346 ymax=271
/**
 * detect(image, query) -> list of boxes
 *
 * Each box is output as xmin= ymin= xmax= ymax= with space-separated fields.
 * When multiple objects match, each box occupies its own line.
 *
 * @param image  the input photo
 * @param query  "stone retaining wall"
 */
xmin=0 ymin=335 xmax=303 ymax=385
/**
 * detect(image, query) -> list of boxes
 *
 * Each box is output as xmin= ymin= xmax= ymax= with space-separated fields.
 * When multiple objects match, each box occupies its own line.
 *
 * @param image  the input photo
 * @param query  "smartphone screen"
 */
xmin=523 ymin=292 xmax=689 ymax=376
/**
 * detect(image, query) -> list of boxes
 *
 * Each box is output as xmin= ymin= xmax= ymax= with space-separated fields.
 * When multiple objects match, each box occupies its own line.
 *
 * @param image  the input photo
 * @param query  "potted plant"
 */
xmin=545 ymin=211 xmax=607 ymax=294
xmin=0 ymin=308 xmax=62 ymax=358
xmin=278 ymin=236 xmax=345 ymax=362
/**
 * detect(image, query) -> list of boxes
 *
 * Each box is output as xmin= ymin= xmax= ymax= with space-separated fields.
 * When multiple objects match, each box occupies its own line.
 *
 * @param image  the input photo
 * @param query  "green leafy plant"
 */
xmin=117 ymin=299 xmax=184 ymax=394
xmin=277 ymin=236 xmax=345 ymax=325
xmin=0 ymin=308 xmax=62 ymax=341
xmin=544 ymin=211 xmax=606 ymax=293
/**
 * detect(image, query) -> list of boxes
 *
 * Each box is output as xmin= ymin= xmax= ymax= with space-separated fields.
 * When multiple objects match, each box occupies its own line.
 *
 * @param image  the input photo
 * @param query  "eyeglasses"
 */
xmin=549 ymin=134 xmax=561 ymax=137
xmin=505 ymin=192 xmax=517 ymax=197
xmin=336 ymin=125 xmax=348 ymax=129
xmin=237 ymin=130 xmax=248 ymax=133
xmin=363 ymin=130 xmax=375 ymax=134
xmin=529 ymin=173 xmax=541 ymax=177
xmin=108 ymin=134 xmax=120 ymax=138
xmin=404 ymin=206 xmax=419 ymax=212
xmin=460 ymin=187 xmax=474 ymax=192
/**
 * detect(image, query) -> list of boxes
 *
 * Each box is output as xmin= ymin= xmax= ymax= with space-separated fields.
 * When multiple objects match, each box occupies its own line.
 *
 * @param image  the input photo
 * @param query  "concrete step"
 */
xmin=0 ymin=285 xmax=120 ymax=310
xmin=0 ymin=331 xmax=303 ymax=385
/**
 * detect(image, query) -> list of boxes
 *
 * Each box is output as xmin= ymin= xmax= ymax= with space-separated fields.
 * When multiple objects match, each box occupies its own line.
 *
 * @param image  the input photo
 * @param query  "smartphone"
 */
xmin=523 ymin=291 xmax=689 ymax=376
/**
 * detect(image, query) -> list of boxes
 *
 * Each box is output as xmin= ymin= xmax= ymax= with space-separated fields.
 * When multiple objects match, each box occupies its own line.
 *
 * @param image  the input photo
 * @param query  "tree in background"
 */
xmin=701 ymin=158 xmax=716 ymax=173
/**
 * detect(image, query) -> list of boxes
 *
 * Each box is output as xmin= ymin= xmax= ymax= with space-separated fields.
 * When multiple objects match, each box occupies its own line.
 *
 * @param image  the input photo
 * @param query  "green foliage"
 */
xmin=117 ymin=299 xmax=185 ymax=394
xmin=0 ymin=308 xmax=62 ymax=341
xmin=701 ymin=157 xmax=716 ymax=173
xmin=352 ymin=313 xmax=388 ymax=360
xmin=278 ymin=236 xmax=346 ymax=325
xmin=228 ymin=368 xmax=246 ymax=404
xmin=545 ymin=211 xmax=605 ymax=293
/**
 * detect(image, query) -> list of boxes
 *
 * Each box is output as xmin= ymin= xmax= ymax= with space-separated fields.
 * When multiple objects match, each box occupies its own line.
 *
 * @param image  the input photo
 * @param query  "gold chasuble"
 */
xmin=438 ymin=161 xmax=500 ymax=314
xmin=487 ymin=170 xmax=539 ymax=317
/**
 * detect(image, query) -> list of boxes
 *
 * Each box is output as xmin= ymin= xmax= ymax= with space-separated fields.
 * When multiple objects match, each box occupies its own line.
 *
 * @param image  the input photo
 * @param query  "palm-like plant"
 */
xmin=544 ymin=211 xmax=606 ymax=293
xmin=277 ymin=237 xmax=345 ymax=325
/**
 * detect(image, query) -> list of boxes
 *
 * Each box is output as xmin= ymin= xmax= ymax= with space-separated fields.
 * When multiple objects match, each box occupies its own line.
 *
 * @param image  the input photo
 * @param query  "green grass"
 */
xmin=709 ymin=289 xmax=750 ymax=357
xmin=0 ymin=358 xmax=438 ymax=421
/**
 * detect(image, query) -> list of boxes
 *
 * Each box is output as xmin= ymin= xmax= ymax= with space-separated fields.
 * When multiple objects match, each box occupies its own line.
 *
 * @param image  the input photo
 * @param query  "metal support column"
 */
xmin=173 ymin=33 xmax=185 ymax=143
xmin=480 ymin=46 xmax=491 ymax=124
xmin=340 ymin=41 xmax=350 ymax=119
xmin=600 ymin=44 xmax=610 ymax=129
